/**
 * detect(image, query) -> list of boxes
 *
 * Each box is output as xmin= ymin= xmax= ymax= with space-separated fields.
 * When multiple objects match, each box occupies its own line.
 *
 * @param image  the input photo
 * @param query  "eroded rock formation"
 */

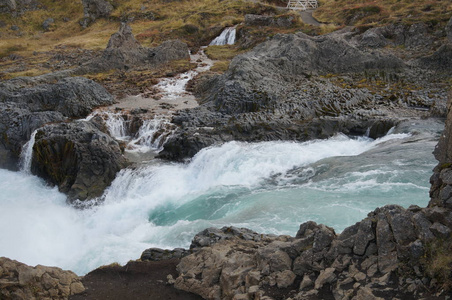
xmin=32 ymin=117 xmax=127 ymax=201
xmin=82 ymin=23 xmax=190 ymax=72
xmin=159 ymin=25 xmax=450 ymax=161
xmin=0 ymin=77 xmax=113 ymax=170
xmin=0 ymin=257 xmax=84 ymax=300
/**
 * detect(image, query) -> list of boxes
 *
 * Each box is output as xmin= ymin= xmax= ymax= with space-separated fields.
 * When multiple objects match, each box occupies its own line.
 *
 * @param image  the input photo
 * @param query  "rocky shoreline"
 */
xmin=0 ymin=5 xmax=452 ymax=300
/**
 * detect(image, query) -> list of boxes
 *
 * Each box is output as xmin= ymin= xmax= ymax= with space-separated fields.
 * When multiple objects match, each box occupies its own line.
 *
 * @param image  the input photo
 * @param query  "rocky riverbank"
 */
xmin=0 ymin=3 xmax=451 ymax=300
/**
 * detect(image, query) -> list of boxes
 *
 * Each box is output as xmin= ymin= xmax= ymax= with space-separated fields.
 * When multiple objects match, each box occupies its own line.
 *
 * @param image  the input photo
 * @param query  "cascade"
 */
xmin=127 ymin=117 xmax=176 ymax=152
xmin=103 ymin=112 xmax=129 ymax=140
xmin=19 ymin=129 xmax=38 ymax=174
xmin=209 ymin=27 xmax=236 ymax=46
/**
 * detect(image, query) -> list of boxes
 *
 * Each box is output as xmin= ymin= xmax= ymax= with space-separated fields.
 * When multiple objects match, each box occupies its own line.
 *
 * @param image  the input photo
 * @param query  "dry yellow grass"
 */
xmin=314 ymin=0 xmax=452 ymax=27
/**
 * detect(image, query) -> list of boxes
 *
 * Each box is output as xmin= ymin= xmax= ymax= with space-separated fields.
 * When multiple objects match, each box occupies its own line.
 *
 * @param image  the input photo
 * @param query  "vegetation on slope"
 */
xmin=315 ymin=0 xmax=452 ymax=28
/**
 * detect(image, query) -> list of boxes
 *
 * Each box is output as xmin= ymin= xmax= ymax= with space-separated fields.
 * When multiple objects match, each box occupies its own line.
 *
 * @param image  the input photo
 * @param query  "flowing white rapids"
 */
xmin=19 ymin=129 xmax=38 ymax=173
xmin=155 ymin=49 xmax=214 ymax=101
xmin=103 ymin=112 xmax=129 ymax=140
xmin=0 ymin=126 xmax=440 ymax=275
xmin=210 ymin=27 xmax=236 ymax=45
xmin=127 ymin=117 xmax=176 ymax=153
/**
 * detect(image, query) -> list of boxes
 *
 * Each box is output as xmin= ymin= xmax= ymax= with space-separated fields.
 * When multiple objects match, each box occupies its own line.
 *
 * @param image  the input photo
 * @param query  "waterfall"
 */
xmin=127 ymin=117 xmax=176 ymax=153
xmin=102 ymin=112 xmax=129 ymax=140
xmin=209 ymin=27 xmax=236 ymax=46
xmin=19 ymin=129 xmax=38 ymax=174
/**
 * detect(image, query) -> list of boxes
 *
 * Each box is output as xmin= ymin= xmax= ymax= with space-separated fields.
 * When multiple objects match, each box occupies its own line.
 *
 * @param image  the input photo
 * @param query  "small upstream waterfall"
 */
xmin=19 ymin=130 xmax=38 ymax=174
xmin=103 ymin=112 xmax=129 ymax=140
xmin=209 ymin=27 xmax=236 ymax=46
xmin=155 ymin=48 xmax=214 ymax=101
xmin=90 ymin=111 xmax=175 ymax=155
xmin=127 ymin=117 xmax=176 ymax=153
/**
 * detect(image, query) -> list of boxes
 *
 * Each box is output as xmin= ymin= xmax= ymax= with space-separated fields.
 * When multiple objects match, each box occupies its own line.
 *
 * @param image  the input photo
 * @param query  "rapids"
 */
xmin=0 ymin=120 xmax=442 ymax=275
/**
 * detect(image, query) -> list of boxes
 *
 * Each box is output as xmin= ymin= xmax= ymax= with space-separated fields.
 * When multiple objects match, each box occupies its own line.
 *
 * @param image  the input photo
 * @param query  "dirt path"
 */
xmin=300 ymin=9 xmax=321 ymax=26
xmin=69 ymin=260 xmax=202 ymax=300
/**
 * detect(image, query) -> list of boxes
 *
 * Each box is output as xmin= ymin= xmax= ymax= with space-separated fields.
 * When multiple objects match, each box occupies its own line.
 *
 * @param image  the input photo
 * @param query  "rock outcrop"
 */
xmin=31 ymin=117 xmax=127 ymax=201
xmin=0 ymin=257 xmax=84 ymax=300
xmin=80 ymin=0 xmax=114 ymax=28
xmin=82 ymin=23 xmax=190 ymax=72
xmin=0 ymin=76 xmax=114 ymax=118
xmin=170 ymin=204 xmax=452 ymax=299
xmin=0 ymin=0 xmax=39 ymax=15
xmin=0 ymin=77 xmax=113 ymax=170
xmin=159 ymin=25 xmax=450 ymax=161
xmin=430 ymin=91 xmax=452 ymax=209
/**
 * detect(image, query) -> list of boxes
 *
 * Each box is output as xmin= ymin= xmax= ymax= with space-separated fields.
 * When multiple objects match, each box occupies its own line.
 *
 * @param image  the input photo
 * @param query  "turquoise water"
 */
xmin=0 ymin=120 xmax=442 ymax=275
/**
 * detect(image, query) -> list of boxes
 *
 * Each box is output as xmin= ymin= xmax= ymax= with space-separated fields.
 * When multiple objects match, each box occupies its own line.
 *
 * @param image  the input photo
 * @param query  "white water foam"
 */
xmin=103 ymin=112 xmax=129 ymax=140
xmin=127 ymin=117 xmax=176 ymax=153
xmin=210 ymin=27 xmax=236 ymax=45
xmin=155 ymin=49 xmax=214 ymax=100
xmin=0 ymin=132 xmax=434 ymax=275
xmin=19 ymin=129 xmax=38 ymax=174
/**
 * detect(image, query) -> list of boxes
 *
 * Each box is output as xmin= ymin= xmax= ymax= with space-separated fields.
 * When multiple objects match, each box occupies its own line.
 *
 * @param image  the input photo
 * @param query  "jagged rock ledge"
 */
xmin=0 ymin=257 xmax=84 ymax=299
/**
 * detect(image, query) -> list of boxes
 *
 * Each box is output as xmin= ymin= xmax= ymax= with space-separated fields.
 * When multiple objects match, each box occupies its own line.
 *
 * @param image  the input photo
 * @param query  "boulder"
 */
xmin=0 ymin=0 xmax=16 ymax=13
xmin=83 ymin=23 xmax=189 ymax=72
xmin=42 ymin=17 xmax=54 ymax=31
xmin=80 ymin=0 xmax=114 ymax=28
xmin=31 ymin=118 xmax=127 ymax=201
xmin=0 ymin=257 xmax=84 ymax=299
xmin=190 ymin=226 xmax=266 ymax=249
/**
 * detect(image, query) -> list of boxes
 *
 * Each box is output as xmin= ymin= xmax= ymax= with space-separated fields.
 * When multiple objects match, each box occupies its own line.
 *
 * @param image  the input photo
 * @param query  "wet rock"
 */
xmin=0 ymin=76 xmax=111 ymax=171
xmin=0 ymin=103 xmax=65 ymax=170
xmin=0 ymin=257 xmax=84 ymax=299
xmin=31 ymin=119 xmax=127 ymax=201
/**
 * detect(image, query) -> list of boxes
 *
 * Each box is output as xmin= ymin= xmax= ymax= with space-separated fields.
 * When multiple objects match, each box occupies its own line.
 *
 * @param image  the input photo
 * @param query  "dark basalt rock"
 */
xmin=0 ymin=77 xmax=114 ymax=118
xmin=0 ymin=103 xmax=65 ymax=170
xmin=159 ymin=24 xmax=450 ymax=162
xmin=0 ymin=77 xmax=113 ymax=171
xmin=31 ymin=118 xmax=127 ymax=201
